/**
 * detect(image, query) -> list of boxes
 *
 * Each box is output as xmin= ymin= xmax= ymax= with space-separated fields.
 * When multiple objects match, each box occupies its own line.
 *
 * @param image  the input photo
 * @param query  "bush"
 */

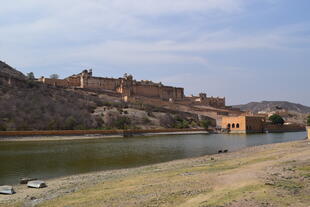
xmin=49 ymin=74 xmax=59 ymax=79
xmin=64 ymin=116 xmax=78 ymax=130
xmin=175 ymin=120 xmax=189 ymax=129
xmin=269 ymin=114 xmax=285 ymax=125
xmin=142 ymin=117 xmax=151 ymax=124
xmin=26 ymin=72 xmax=35 ymax=80
xmin=200 ymin=120 xmax=212 ymax=129
xmin=0 ymin=122 xmax=7 ymax=131
xmin=307 ymin=115 xmax=310 ymax=126
xmin=114 ymin=117 xmax=131 ymax=129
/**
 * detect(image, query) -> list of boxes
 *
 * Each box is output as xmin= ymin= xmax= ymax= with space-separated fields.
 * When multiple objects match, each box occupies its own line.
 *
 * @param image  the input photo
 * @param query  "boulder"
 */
xmin=27 ymin=180 xmax=47 ymax=189
xmin=0 ymin=185 xmax=15 ymax=195
xmin=20 ymin=178 xmax=37 ymax=185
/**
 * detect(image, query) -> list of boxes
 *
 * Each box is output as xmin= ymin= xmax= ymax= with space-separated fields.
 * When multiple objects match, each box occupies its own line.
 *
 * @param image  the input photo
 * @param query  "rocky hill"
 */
xmin=233 ymin=101 xmax=310 ymax=114
xmin=0 ymin=61 xmax=26 ymax=80
xmin=233 ymin=101 xmax=310 ymax=125
xmin=0 ymin=61 xmax=210 ymax=131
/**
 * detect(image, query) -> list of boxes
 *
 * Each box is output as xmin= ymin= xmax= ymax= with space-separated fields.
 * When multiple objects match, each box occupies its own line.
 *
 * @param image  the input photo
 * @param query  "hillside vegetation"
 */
xmin=0 ymin=62 xmax=210 ymax=131
xmin=0 ymin=80 xmax=208 ymax=131
xmin=0 ymin=79 xmax=102 ymax=131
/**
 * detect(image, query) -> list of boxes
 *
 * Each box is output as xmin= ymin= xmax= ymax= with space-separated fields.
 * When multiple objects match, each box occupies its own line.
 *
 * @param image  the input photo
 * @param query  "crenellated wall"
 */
xmin=38 ymin=69 xmax=223 ymax=106
xmin=207 ymin=96 xmax=226 ymax=108
xmin=184 ymin=93 xmax=226 ymax=108
xmin=81 ymin=77 xmax=120 ymax=91
xmin=39 ymin=77 xmax=69 ymax=87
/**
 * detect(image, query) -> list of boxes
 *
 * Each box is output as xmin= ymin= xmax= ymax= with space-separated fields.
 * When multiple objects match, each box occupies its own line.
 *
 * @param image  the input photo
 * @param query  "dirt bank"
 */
xmin=0 ymin=130 xmax=208 ymax=142
xmin=1 ymin=140 xmax=309 ymax=207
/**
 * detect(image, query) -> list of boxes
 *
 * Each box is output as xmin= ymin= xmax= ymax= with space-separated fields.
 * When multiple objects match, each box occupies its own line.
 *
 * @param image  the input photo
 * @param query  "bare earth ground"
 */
xmin=1 ymin=140 xmax=309 ymax=207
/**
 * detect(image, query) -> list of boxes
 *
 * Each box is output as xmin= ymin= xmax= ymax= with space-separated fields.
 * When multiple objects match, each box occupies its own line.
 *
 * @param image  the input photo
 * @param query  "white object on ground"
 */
xmin=0 ymin=185 xmax=15 ymax=195
xmin=27 ymin=180 xmax=47 ymax=188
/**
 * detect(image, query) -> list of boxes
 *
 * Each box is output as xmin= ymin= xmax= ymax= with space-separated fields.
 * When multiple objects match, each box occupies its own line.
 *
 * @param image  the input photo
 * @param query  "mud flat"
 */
xmin=0 ymin=129 xmax=208 ymax=142
xmin=1 ymin=140 xmax=309 ymax=207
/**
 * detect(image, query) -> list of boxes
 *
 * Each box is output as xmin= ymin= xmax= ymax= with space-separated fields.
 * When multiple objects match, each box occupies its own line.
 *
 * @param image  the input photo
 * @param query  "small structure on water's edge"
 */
xmin=222 ymin=115 xmax=266 ymax=134
xmin=307 ymin=126 xmax=310 ymax=139
xmin=222 ymin=115 xmax=306 ymax=134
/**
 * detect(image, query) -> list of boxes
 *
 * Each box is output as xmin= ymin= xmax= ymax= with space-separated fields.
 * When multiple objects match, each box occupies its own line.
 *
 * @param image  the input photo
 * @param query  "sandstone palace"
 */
xmin=38 ymin=69 xmax=226 ymax=108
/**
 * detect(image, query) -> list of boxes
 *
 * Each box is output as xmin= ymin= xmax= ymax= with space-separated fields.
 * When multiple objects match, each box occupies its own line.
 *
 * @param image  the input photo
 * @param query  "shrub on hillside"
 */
xmin=175 ymin=120 xmax=190 ymax=129
xmin=200 ymin=119 xmax=212 ymax=130
xmin=307 ymin=115 xmax=310 ymax=126
xmin=0 ymin=122 xmax=7 ymax=131
xmin=114 ymin=117 xmax=131 ymax=129
xmin=159 ymin=114 xmax=176 ymax=128
xmin=142 ymin=116 xmax=151 ymax=124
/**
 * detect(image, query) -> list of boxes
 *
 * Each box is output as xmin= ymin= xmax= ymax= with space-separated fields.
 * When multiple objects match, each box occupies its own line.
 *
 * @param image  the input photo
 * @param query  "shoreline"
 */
xmin=0 ymin=130 xmax=209 ymax=142
xmin=1 ymin=139 xmax=309 ymax=207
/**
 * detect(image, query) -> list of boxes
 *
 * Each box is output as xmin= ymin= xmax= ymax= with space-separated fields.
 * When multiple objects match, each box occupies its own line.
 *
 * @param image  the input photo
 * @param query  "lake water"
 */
xmin=0 ymin=131 xmax=306 ymax=185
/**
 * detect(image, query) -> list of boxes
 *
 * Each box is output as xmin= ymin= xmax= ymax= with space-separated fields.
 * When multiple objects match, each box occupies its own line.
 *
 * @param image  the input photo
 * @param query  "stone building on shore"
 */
xmin=221 ymin=115 xmax=306 ymax=134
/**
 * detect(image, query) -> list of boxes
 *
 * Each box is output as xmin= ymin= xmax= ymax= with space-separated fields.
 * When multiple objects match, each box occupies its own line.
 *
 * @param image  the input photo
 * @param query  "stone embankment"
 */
xmin=265 ymin=124 xmax=306 ymax=133
xmin=0 ymin=128 xmax=208 ymax=140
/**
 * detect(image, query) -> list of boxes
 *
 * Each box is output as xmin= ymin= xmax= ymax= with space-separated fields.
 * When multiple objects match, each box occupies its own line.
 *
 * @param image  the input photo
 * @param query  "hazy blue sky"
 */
xmin=1 ymin=0 xmax=309 ymax=105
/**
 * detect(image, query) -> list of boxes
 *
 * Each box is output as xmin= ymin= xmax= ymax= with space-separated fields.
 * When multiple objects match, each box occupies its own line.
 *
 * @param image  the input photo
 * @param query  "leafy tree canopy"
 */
xmin=307 ymin=115 xmax=310 ymax=126
xmin=26 ymin=72 xmax=35 ymax=80
xmin=200 ymin=119 xmax=212 ymax=130
xmin=269 ymin=114 xmax=285 ymax=125
xmin=50 ymin=74 xmax=60 ymax=79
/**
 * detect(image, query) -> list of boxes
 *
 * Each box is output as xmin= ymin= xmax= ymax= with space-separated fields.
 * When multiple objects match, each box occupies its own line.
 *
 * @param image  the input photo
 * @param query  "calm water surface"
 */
xmin=0 ymin=131 xmax=306 ymax=185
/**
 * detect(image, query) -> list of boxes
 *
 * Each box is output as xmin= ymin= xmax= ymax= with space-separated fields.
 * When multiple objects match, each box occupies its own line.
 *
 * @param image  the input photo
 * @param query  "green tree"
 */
xmin=50 ymin=74 xmax=59 ymax=79
xmin=269 ymin=114 xmax=285 ymax=125
xmin=64 ymin=116 xmax=77 ymax=130
xmin=200 ymin=119 xmax=212 ymax=130
xmin=0 ymin=122 xmax=6 ymax=131
xmin=175 ymin=120 xmax=189 ymax=129
xmin=307 ymin=115 xmax=310 ymax=126
xmin=114 ymin=117 xmax=131 ymax=129
xmin=26 ymin=72 xmax=35 ymax=80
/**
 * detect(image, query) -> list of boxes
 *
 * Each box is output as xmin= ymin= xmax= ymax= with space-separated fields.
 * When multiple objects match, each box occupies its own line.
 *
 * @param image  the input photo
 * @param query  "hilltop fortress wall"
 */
xmin=38 ymin=69 xmax=225 ymax=108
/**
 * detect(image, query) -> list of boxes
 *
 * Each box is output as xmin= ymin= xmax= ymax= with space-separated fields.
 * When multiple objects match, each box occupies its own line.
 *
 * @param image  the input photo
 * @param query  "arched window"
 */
xmin=232 ymin=123 xmax=235 ymax=128
xmin=236 ymin=123 xmax=240 ymax=128
xmin=227 ymin=124 xmax=231 ymax=128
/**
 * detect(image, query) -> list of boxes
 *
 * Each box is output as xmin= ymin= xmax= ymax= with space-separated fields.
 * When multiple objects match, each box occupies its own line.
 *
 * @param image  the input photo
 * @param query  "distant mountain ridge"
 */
xmin=233 ymin=101 xmax=310 ymax=114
